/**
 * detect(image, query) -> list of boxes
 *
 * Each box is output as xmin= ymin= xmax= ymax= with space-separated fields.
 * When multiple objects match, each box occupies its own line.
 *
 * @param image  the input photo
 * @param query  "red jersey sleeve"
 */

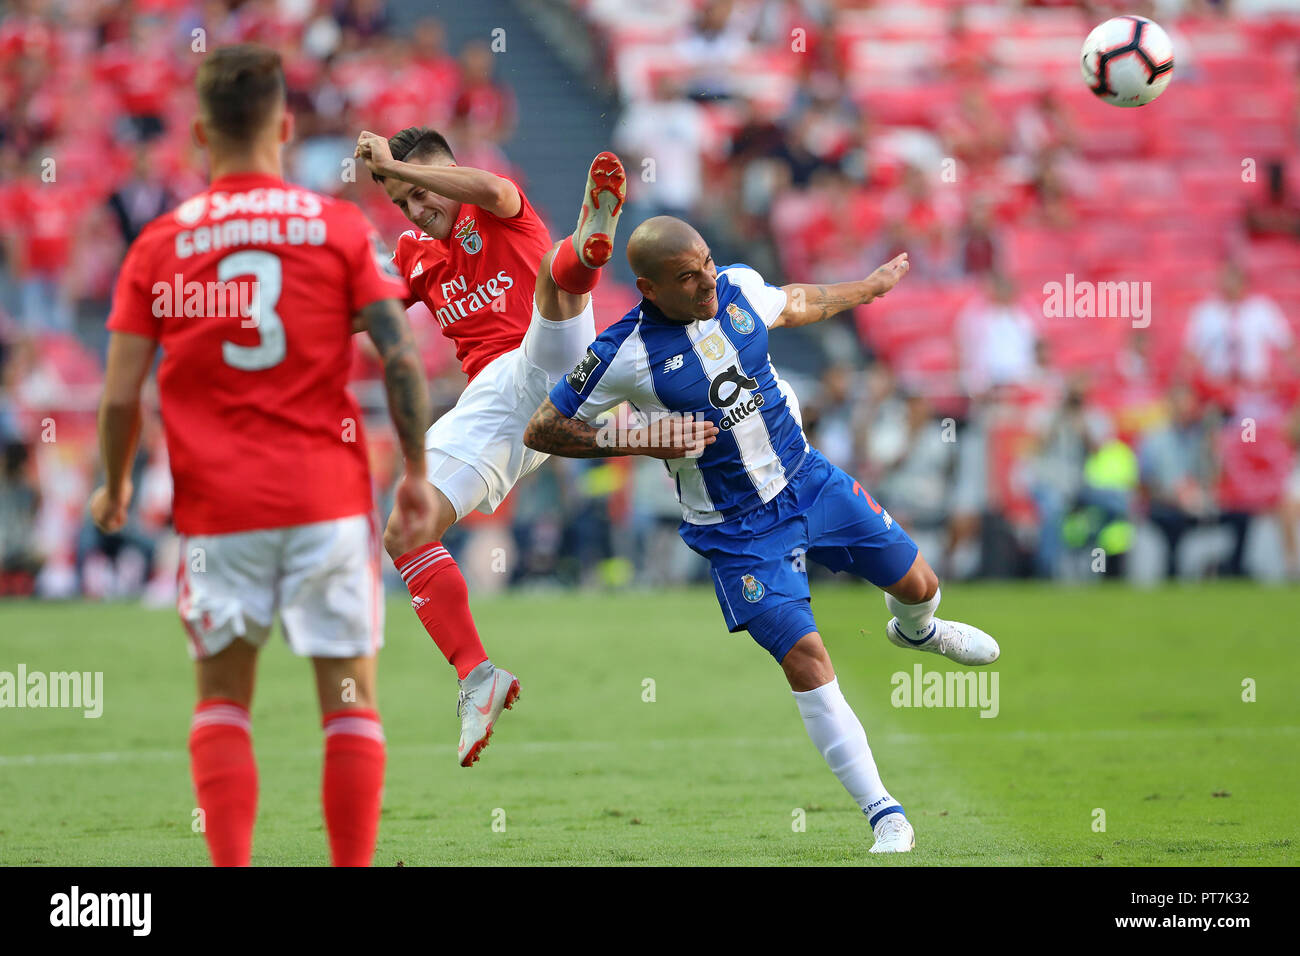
xmin=106 ymin=229 xmax=162 ymax=339
xmin=341 ymin=205 xmax=410 ymax=315
xmin=478 ymin=178 xmax=537 ymax=230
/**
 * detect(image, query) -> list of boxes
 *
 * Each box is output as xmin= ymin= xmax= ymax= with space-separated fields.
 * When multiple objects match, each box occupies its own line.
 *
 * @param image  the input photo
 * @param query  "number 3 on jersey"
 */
xmin=220 ymin=250 xmax=285 ymax=371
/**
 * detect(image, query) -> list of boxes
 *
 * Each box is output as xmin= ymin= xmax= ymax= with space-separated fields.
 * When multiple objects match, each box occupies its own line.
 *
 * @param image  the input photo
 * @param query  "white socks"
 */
xmin=886 ymin=587 xmax=940 ymax=642
xmin=792 ymin=677 xmax=901 ymax=825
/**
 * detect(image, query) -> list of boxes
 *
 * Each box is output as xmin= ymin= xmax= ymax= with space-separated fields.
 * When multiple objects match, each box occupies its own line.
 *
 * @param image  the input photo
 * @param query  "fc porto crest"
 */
xmin=454 ymin=218 xmax=483 ymax=255
xmin=740 ymin=573 xmax=765 ymax=603
xmin=727 ymin=302 xmax=755 ymax=335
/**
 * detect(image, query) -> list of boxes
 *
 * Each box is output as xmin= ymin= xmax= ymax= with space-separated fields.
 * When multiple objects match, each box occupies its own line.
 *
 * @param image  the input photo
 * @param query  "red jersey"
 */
xmin=392 ymin=181 xmax=551 ymax=381
xmin=106 ymin=172 xmax=408 ymax=536
xmin=12 ymin=183 xmax=78 ymax=273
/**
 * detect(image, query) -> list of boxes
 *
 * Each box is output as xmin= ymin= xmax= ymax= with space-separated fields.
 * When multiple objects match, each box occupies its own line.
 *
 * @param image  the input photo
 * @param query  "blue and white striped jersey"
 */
xmin=549 ymin=264 xmax=810 ymax=525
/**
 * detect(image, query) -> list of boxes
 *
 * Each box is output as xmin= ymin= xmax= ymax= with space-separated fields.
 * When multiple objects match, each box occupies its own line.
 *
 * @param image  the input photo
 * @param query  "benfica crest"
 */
xmin=455 ymin=218 xmax=483 ymax=255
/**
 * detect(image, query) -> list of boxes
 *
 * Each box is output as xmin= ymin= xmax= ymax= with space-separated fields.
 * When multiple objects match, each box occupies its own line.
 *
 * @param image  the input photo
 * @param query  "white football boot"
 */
xmin=456 ymin=661 xmax=521 ymax=768
xmin=570 ymin=151 xmax=627 ymax=269
xmin=886 ymin=617 xmax=1000 ymax=665
xmin=869 ymin=814 xmax=915 ymax=853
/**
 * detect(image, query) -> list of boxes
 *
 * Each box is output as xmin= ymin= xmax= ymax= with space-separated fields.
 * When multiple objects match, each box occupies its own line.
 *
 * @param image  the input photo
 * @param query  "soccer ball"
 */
xmin=1080 ymin=16 xmax=1174 ymax=107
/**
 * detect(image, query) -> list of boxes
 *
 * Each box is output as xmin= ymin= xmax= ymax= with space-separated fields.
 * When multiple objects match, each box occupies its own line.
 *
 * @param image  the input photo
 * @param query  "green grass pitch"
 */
xmin=1 ymin=582 xmax=1296 ymax=865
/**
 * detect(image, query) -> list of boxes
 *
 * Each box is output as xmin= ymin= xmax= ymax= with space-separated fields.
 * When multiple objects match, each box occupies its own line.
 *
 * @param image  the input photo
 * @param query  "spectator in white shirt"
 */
xmin=1183 ymin=261 xmax=1296 ymax=386
xmin=956 ymin=272 xmax=1040 ymax=397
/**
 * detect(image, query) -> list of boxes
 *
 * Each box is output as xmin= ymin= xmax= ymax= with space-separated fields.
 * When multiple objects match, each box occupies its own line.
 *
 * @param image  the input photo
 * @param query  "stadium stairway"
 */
xmin=388 ymin=0 xmax=618 ymax=231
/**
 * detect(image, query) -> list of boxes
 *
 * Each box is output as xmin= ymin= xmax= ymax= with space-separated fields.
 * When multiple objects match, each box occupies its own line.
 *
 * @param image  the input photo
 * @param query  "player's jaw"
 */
xmin=694 ymin=285 xmax=718 ymax=318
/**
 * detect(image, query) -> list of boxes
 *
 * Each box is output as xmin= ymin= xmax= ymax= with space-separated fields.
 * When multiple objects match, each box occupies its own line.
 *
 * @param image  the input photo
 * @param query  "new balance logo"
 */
xmin=664 ymin=354 xmax=684 ymax=372
xmin=410 ymin=261 xmax=424 ymax=279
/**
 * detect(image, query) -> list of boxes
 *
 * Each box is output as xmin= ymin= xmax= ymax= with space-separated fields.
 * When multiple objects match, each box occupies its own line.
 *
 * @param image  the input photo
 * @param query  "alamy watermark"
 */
xmin=595 ymin=411 xmax=710 ymax=458
xmin=49 ymin=886 xmax=150 ymax=935
xmin=0 ymin=665 xmax=103 ymax=718
xmin=891 ymin=664 xmax=999 ymax=718
xmin=1043 ymin=274 xmax=1151 ymax=328
xmin=152 ymin=273 xmax=260 ymax=322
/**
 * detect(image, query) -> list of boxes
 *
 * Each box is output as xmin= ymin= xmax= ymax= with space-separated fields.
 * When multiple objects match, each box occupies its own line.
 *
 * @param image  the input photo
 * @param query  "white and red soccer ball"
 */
xmin=1081 ymin=15 xmax=1175 ymax=107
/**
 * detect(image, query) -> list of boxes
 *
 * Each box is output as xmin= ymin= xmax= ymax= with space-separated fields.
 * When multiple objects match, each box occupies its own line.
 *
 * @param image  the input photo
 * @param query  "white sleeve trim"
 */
xmin=722 ymin=265 xmax=787 ymax=327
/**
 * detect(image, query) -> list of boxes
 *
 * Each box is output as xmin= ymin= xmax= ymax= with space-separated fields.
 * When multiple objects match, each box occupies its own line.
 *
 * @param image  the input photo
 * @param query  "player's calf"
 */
xmin=756 ymin=614 xmax=914 ymax=853
xmin=189 ymin=696 xmax=257 ymax=867
xmin=321 ymin=709 xmax=385 ymax=866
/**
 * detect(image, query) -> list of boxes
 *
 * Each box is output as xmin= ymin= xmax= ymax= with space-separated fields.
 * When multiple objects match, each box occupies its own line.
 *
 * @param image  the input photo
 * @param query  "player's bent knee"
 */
xmin=885 ymin=553 xmax=939 ymax=604
xmin=381 ymin=515 xmax=409 ymax=561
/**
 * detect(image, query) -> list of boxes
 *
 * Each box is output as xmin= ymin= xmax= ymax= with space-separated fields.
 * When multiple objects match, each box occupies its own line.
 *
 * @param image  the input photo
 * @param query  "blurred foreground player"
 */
xmin=355 ymin=128 xmax=626 ymax=765
xmin=525 ymin=217 xmax=1000 ymax=853
xmin=90 ymin=46 xmax=433 ymax=866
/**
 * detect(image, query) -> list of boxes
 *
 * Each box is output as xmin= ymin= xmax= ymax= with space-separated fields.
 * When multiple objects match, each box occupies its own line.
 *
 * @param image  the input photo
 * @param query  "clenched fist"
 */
xmin=355 ymin=130 xmax=393 ymax=176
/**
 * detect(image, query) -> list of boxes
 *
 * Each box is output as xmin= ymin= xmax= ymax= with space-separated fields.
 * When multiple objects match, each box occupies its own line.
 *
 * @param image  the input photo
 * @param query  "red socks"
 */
xmin=550 ymin=236 xmax=603 ymax=294
xmin=190 ymin=699 xmax=386 ymax=867
xmin=394 ymin=542 xmax=488 ymax=679
xmin=322 ymin=708 xmax=386 ymax=867
xmin=189 ymin=698 xmax=257 ymax=867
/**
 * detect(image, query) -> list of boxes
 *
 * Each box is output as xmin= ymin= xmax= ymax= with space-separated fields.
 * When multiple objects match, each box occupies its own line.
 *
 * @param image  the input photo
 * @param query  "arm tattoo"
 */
xmin=523 ymin=399 xmax=619 ymax=458
xmin=782 ymin=281 xmax=873 ymax=327
xmin=359 ymin=299 xmax=430 ymax=464
xmin=809 ymin=283 xmax=860 ymax=323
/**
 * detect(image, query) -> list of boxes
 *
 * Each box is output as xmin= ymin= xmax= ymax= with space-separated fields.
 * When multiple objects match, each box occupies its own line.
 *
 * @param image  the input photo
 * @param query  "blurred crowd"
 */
xmin=598 ymin=0 xmax=1300 ymax=583
xmin=0 ymin=0 xmax=521 ymax=597
xmin=2 ymin=0 xmax=1299 ymax=601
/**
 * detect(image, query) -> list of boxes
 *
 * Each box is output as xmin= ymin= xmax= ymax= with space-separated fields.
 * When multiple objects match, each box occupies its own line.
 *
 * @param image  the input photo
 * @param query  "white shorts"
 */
xmin=176 ymin=514 xmax=384 ymax=660
xmin=427 ymin=297 xmax=597 ymax=520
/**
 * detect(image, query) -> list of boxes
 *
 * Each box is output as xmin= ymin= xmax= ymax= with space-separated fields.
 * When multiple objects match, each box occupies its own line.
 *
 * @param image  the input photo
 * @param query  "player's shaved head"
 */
xmin=627 ymin=216 xmax=704 ymax=282
xmin=196 ymin=44 xmax=285 ymax=145
xmin=627 ymin=216 xmax=719 ymax=324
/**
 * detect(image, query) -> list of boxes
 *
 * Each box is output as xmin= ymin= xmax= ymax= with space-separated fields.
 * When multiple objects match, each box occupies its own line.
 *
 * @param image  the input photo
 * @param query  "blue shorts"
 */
xmin=678 ymin=448 xmax=918 ymax=662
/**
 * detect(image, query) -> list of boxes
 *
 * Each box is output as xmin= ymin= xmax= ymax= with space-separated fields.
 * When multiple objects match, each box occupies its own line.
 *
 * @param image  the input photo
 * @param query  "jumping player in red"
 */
xmin=354 ymin=128 xmax=626 ymax=766
xmin=90 ymin=46 xmax=433 ymax=866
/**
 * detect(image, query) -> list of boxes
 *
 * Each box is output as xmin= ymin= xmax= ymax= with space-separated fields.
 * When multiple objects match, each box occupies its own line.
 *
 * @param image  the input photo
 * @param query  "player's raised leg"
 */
xmin=882 ymin=553 xmax=1000 ymax=665
xmin=759 ymin=612 xmax=915 ymax=853
xmin=312 ymin=655 xmax=384 ymax=867
xmin=523 ymin=151 xmax=628 ymax=382
xmin=546 ymin=150 xmax=627 ymax=302
xmin=383 ymin=476 xmax=519 ymax=768
xmin=190 ymin=639 xmax=260 ymax=867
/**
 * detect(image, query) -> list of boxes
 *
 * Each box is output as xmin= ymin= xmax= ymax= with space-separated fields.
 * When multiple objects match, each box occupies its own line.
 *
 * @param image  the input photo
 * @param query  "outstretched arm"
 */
xmin=773 ymin=253 xmax=910 ymax=328
xmin=355 ymin=130 xmax=520 ymax=219
xmin=523 ymin=398 xmax=718 ymax=460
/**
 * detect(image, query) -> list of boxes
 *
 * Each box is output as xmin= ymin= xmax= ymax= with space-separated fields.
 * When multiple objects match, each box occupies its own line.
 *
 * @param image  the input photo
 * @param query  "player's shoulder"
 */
xmin=391 ymin=226 xmax=436 ymax=267
xmin=123 ymin=198 xmax=196 ymax=265
xmin=717 ymin=262 xmax=772 ymax=291
xmin=477 ymin=175 xmax=544 ymax=228
xmin=590 ymin=306 xmax=646 ymax=358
